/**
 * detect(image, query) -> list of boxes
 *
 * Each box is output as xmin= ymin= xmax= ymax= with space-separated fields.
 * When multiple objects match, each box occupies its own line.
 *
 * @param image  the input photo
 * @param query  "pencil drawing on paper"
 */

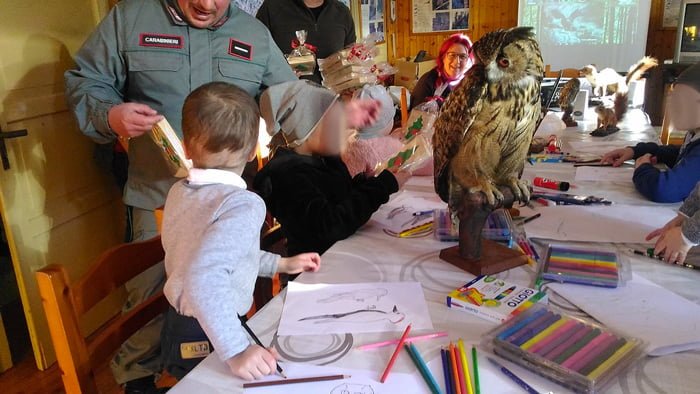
xmin=330 ymin=383 xmax=375 ymax=394
xmin=318 ymin=288 xmax=388 ymax=303
xmin=299 ymin=305 xmax=405 ymax=325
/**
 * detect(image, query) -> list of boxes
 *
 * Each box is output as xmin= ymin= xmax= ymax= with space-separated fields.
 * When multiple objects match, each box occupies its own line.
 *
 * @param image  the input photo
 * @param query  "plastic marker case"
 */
xmin=536 ymin=244 xmax=627 ymax=289
xmin=482 ymin=304 xmax=645 ymax=393
xmin=434 ymin=208 xmax=514 ymax=246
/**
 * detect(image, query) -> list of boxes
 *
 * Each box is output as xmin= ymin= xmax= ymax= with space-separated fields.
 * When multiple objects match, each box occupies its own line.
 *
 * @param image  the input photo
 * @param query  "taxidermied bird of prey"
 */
xmin=433 ymin=26 xmax=544 ymax=209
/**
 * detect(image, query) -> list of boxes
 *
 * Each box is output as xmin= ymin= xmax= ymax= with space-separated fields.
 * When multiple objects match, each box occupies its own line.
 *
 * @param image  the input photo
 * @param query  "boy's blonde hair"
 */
xmin=182 ymin=82 xmax=259 ymax=168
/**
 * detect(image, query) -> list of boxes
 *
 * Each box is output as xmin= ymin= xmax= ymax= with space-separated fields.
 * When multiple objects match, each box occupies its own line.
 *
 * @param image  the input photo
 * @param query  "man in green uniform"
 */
xmin=65 ymin=0 xmax=296 ymax=392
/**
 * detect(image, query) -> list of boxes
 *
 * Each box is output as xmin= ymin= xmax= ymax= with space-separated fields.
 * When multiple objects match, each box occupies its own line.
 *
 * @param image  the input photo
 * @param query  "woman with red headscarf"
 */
xmin=409 ymin=33 xmax=474 ymax=110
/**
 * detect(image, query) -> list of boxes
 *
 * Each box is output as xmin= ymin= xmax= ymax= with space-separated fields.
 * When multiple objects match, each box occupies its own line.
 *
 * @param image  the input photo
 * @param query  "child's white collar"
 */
xmin=187 ymin=168 xmax=247 ymax=189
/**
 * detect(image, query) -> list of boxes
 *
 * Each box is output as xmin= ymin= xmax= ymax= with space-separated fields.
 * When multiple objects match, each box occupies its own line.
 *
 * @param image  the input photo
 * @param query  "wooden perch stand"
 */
xmin=439 ymin=186 xmax=528 ymax=275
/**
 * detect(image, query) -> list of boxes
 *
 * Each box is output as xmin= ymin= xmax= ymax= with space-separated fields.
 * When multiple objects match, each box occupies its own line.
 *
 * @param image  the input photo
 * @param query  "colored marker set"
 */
xmin=484 ymin=305 xmax=645 ymax=393
xmin=434 ymin=208 xmax=514 ymax=247
xmin=537 ymin=244 xmax=623 ymax=289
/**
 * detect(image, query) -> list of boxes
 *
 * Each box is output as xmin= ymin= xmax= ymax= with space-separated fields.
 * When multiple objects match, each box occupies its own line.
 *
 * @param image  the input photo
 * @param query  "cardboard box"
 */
xmin=394 ymin=58 xmax=436 ymax=89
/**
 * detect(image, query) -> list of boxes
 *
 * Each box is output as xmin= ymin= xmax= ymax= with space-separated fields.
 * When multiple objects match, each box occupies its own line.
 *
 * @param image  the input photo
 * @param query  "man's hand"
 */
xmin=108 ymin=103 xmax=163 ymax=138
xmin=600 ymin=147 xmax=634 ymax=167
xmin=226 ymin=345 xmax=280 ymax=381
xmin=278 ymin=253 xmax=321 ymax=274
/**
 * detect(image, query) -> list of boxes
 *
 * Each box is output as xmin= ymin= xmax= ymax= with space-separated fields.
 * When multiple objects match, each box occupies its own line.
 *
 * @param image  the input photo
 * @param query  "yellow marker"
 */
xmin=457 ymin=339 xmax=474 ymax=394
xmin=586 ymin=342 xmax=636 ymax=380
xmin=515 ymin=244 xmax=536 ymax=267
xmin=520 ymin=318 xmax=566 ymax=350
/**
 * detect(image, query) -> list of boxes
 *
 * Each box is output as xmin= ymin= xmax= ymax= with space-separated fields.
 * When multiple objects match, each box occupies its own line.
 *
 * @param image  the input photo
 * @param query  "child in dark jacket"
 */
xmin=254 ymin=81 xmax=410 ymax=255
xmin=601 ymin=62 xmax=700 ymax=203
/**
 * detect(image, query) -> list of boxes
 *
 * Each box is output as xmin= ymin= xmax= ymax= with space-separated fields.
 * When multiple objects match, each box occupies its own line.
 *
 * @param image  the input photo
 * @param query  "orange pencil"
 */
xmin=449 ymin=343 xmax=462 ymax=394
xmin=380 ymin=324 xmax=412 ymax=383
xmin=453 ymin=344 xmax=467 ymax=394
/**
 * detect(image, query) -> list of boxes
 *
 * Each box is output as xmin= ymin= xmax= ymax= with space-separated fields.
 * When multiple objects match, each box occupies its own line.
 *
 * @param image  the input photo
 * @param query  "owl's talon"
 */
xmin=505 ymin=178 xmax=531 ymax=203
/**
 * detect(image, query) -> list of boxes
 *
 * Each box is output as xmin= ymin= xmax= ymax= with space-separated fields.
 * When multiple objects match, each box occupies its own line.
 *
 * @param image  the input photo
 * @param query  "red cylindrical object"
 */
xmin=533 ymin=177 xmax=570 ymax=191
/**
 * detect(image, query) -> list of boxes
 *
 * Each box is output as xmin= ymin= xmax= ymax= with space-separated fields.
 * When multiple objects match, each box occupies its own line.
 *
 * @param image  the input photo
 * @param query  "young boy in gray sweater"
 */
xmin=647 ymin=180 xmax=700 ymax=264
xmin=161 ymin=82 xmax=321 ymax=381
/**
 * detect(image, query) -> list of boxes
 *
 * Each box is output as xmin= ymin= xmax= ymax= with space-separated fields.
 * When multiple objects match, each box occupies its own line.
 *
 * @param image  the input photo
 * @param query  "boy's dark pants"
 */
xmin=161 ymin=306 xmax=213 ymax=380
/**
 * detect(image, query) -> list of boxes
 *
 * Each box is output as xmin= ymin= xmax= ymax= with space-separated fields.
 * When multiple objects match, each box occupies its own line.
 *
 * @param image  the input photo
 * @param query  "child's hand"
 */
xmin=226 ymin=345 xmax=280 ymax=381
xmin=646 ymin=214 xmax=685 ymax=241
xmin=346 ymin=99 xmax=380 ymax=128
xmin=600 ymin=147 xmax=634 ymax=167
xmin=279 ymin=253 xmax=321 ymax=274
xmin=392 ymin=170 xmax=412 ymax=189
xmin=634 ymin=153 xmax=657 ymax=168
xmin=653 ymin=226 xmax=692 ymax=264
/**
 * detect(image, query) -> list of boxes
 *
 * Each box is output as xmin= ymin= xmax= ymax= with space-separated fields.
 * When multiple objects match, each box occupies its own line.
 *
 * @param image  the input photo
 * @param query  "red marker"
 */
xmin=534 ymin=177 xmax=570 ymax=191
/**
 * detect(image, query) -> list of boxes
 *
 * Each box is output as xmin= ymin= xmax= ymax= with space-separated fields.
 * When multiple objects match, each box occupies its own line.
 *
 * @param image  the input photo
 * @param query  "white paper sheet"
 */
xmin=371 ymin=194 xmax=446 ymax=233
xmin=524 ymin=205 xmax=678 ymax=243
xmin=278 ymin=282 xmax=434 ymax=336
xmin=549 ymin=273 xmax=700 ymax=356
xmin=574 ymin=166 xmax=635 ymax=183
xmin=566 ymin=140 xmax=634 ymax=156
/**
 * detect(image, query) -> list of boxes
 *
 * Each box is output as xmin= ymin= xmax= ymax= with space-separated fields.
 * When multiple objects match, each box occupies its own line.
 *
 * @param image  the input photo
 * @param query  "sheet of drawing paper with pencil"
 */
xmin=548 ymin=273 xmax=700 ymax=356
xmin=524 ymin=205 xmax=678 ymax=244
xmin=370 ymin=193 xmax=446 ymax=233
xmin=277 ymin=282 xmax=434 ymax=336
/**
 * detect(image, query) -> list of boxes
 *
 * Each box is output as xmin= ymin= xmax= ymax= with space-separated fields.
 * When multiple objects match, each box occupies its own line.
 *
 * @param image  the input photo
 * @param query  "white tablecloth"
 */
xmin=169 ymin=110 xmax=700 ymax=394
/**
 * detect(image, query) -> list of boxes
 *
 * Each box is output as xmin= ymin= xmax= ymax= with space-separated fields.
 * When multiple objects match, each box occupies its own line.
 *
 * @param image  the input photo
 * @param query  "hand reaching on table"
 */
xmin=226 ymin=345 xmax=281 ymax=380
xmin=650 ymin=226 xmax=692 ymax=264
xmin=600 ymin=147 xmax=634 ymax=167
xmin=646 ymin=214 xmax=685 ymax=241
xmin=278 ymin=253 xmax=321 ymax=274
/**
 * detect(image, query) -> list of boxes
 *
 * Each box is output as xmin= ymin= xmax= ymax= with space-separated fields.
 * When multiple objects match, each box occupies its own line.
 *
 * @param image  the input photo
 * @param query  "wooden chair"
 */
xmin=544 ymin=65 xmax=580 ymax=78
xmin=36 ymin=236 xmax=167 ymax=394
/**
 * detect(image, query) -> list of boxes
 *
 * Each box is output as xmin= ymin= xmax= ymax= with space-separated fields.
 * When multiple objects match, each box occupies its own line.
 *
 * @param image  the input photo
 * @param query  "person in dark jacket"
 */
xmin=257 ymin=0 xmax=356 ymax=84
xmin=254 ymin=81 xmax=410 ymax=256
xmin=601 ymin=62 xmax=700 ymax=203
xmin=410 ymin=33 xmax=474 ymax=110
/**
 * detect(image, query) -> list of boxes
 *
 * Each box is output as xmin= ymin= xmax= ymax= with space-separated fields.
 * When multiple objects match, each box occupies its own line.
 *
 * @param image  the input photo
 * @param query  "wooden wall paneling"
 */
xmin=646 ymin=0 xmax=678 ymax=61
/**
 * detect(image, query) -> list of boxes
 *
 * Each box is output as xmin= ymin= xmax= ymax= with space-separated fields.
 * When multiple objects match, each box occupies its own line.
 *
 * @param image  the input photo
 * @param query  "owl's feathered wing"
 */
xmin=433 ymin=65 xmax=488 ymax=203
xmin=558 ymin=78 xmax=581 ymax=109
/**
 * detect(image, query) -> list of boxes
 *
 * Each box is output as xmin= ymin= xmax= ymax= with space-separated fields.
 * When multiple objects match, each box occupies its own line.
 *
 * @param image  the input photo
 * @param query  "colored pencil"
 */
xmin=445 ymin=348 xmax=454 ymax=394
xmin=507 ymin=311 xmax=554 ymax=344
xmin=239 ymin=318 xmax=287 ymax=378
xmin=441 ymin=349 xmax=452 ymax=394
xmin=356 ymin=331 xmax=448 ymax=351
xmin=471 ymin=346 xmax=480 ymax=394
xmin=242 ymin=374 xmax=348 ymax=388
xmin=380 ymin=324 xmax=412 ymax=383
xmin=513 ymin=313 xmax=561 ymax=346
xmin=449 ymin=344 xmax=462 ymax=394
xmin=405 ymin=343 xmax=442 ymax=394
xmin=561 ymin=331 xmax=612 ymax=368
xmin=452 ymin=344 xmax=467 ymax=394
xmin=457 ymin=340 xmax=474 ymax=394
xmin=487 ymin=357 xmax=541 ymax=394
xmin=566 ymin=333 xmax=618 ymax=371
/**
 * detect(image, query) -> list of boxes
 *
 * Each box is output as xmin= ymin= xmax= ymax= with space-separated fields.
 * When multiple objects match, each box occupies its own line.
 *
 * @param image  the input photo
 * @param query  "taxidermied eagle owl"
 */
xmin=433 ymin=27 xmax=544 ymax=209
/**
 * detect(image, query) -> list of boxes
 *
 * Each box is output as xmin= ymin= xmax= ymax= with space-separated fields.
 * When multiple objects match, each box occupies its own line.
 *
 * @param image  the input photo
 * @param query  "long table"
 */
xmin=169 ymin=109 xmax=700 ymax=393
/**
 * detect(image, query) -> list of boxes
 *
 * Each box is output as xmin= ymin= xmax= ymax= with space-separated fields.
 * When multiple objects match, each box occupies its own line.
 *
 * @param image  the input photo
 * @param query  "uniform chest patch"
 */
xmin=139 ymin=33 xmax=184 ymax=49
xmin=228 ymin=39 xmax=253 ymax=61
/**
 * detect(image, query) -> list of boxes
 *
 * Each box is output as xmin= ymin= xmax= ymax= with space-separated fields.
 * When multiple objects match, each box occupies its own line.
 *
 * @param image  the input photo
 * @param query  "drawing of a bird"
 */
xmin=433 ymin=26 xmax=544 ymax=209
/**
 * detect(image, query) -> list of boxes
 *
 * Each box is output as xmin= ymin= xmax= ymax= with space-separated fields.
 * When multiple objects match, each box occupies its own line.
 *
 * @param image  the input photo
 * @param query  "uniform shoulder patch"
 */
xmin=139 ymin=33 xmax=184 ymax=49
xmin=228 ymin=39 xmax=253 ymax=61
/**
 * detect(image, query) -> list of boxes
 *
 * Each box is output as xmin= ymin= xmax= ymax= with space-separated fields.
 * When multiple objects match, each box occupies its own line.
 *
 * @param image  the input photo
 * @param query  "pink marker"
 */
xmin=356 ymin=331 xmax=448 ymax=351
xmin=568 ymin=334 xmax=618 ymax=372
xmin=561 ymin=332 xmax=614 ymax=369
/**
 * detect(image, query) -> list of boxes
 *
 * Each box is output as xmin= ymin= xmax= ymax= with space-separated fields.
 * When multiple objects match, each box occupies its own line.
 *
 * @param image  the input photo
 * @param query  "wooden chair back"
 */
xmin=36 ymin=236 xmax=167 ymax=394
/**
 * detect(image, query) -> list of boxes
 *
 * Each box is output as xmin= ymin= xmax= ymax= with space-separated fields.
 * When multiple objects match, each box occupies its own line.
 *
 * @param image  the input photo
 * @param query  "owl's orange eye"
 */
xmin=498 ymin=57 xmax=510 ymax=68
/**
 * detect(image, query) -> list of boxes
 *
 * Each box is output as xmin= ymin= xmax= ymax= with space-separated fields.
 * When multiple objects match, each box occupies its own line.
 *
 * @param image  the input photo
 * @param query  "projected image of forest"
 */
xmin=522 ymin=0 xmax=638 ymax=46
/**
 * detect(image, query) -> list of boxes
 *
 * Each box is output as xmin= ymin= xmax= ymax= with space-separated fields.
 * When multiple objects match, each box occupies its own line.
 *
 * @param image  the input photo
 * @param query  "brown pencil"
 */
xmin=242 ymin=374 xmax=350 ymax=389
